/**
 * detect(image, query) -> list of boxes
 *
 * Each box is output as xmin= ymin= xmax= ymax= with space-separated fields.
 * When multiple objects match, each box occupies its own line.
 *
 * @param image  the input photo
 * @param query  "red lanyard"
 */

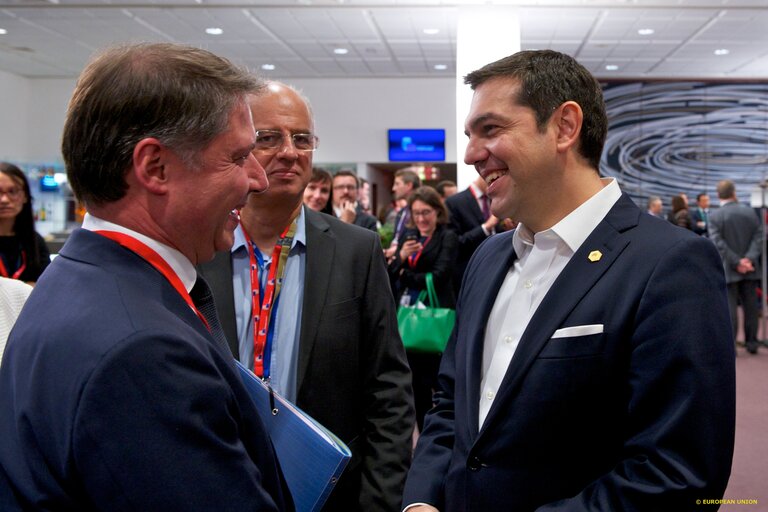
xmin=0 ymin=250 xmax=26 ymax=279
xmin=241 ymin=219 xmax=297 ymax=378
xmin=407 ymin=235 xmax=431 ymax=268
xmin=94 ymin=230 xmax=210 ymax=331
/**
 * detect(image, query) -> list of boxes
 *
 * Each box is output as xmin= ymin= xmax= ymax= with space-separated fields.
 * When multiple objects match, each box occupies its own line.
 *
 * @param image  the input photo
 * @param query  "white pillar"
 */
xmin=456 ymin=7 xmax=521 ymax=189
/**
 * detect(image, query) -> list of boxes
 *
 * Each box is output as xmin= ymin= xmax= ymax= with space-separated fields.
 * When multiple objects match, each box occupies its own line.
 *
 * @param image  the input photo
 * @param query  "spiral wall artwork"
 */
xmin=601 ymin=82 xmax=768 ymax=208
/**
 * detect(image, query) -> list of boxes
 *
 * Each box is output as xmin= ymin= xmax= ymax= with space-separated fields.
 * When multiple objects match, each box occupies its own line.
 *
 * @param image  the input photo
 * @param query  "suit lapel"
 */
xmin=197 ymin=251 xmax=239 ymax=357
xmin=477 ymin=195 xmax=640 ymax=436
xmin=297 ymin=208 xmax=335 ymax=393
xmin=464 ymin=235 xmax=519 ymax=438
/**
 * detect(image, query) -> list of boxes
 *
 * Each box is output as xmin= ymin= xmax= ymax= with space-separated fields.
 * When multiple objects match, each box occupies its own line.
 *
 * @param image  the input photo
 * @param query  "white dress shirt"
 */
xmin=81 ymin=214 xmax=197 ymax=293
xmin=478 ymin=178 xmax=622 ymax=427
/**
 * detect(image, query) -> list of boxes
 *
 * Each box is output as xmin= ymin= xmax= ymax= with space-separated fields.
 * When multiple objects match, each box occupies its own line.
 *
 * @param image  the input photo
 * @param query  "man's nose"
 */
xmin=464 ymin=136 xmax=487 ymax=167
xmin=247 ymin=153 xmax=269 ymax=193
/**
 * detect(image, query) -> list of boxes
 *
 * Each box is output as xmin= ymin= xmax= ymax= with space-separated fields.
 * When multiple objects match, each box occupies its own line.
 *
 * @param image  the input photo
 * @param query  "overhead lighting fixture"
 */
xmin=434 ymin=64 xmax=447 ymax=70
xmin=423 ymin=28 xmax=440 ymax=35
xmin=205 ymin=27 xmax=223 ymax=35
xmin=714 ymin=48 xmax=730 ymax=56
xmin=333 ymin=48 xmax=349 ymax=55
xmin=605 ymin=64 xmax=619 ymax=71
xmin=0 ymin=29 xmax=6 ymax=35
xmin=637 ymin=28 xmax=654 ymax=36
xmin=261 ymin=64 xmax=276 ymax=71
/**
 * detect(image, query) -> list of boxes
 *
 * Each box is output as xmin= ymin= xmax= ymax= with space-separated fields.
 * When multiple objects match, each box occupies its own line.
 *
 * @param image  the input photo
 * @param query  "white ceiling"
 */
xmin=0 ymin=0 xmax=767 ymax=80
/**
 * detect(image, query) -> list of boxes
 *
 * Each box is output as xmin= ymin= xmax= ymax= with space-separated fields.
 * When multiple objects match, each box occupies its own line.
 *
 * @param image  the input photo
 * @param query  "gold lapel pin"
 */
xmin=588 ymin=250 xmax=603 ymax=262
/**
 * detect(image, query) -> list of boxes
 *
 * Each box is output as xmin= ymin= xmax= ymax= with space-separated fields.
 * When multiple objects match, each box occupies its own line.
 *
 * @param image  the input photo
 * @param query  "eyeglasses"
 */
xmin=0 ymin=187 xmax=23 ymax=200
xmin=412 ymin=209 xmax=436 ymax=218
xmin=254 ymin=130 xmax=318 ymax=152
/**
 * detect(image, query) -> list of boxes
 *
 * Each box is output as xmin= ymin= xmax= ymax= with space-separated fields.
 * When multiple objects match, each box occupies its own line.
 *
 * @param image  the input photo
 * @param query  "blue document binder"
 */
xmin=236 ymin=362 xmax=352 ymax=512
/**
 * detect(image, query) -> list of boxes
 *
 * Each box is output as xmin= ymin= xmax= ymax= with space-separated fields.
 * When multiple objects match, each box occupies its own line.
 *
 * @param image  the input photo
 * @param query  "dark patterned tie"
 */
xmin=189 ymin=275 xmax=230 ymax=352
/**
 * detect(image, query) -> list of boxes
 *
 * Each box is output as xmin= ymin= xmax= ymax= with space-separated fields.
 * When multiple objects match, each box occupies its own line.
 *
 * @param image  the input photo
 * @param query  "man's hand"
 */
xmin=483 ymin=215 xmax=500 ymax=233
xmin=737 ymin=257 xmax=755 ymax=274
xmin=340 ymin=200 xmax=357 ymax=224
xmin=404 ymin=506 xmax=440 ymax=512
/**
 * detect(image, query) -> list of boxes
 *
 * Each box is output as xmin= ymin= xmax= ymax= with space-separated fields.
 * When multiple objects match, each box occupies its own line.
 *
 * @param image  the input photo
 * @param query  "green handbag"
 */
xmin=396 ymin=273 xmax=456 ymax=353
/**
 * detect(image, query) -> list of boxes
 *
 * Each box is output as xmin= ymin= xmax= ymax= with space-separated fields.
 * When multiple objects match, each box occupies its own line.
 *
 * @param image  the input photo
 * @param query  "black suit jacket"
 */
xmin=352 ymin=205 xmax=379 ymax=232
xmin=0 ymin=229 xmax=291 ymax=511
xmin=403 ymin=195 xmax=735 ymax=511
xmin=445 ymin=188 xmax=488 ymax=292
xmin=198 ymin=207 xmax=415 ymax=512
xmin=388 ymin=224 xmax=458 ymax=309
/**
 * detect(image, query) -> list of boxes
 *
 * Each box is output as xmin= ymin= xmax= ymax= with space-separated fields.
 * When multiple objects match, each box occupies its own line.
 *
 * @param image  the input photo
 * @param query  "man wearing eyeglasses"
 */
xmin=198 ymin=81 xmax=415 ymax=512
xmin=332 ymin=170 xmax=378 ymax=232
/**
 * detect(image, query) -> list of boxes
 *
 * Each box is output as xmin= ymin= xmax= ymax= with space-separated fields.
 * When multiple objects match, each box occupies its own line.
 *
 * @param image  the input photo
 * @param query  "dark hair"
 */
xmin=435 ymin=180 xmax=457 ymax=197
xmin=0 ymin=162 xmax=46 ymax=272
xmin=333 ymin=170 xmax=359 ymax=188
xmin=407 ymin=186 xmax=449 ymax=226
xmin=696 ymin=192 xmax=709 ymax=202
xmin=464 ymin=50 xmax=607 ymax=170
xmin=671 ymin=194 xmax=688 ymax=213
xmin=717 ymin=180 xmax=735 ymax=200
xmin=394 ymin=169 xmax=421 ymax=189
xmin=308 ymin=168 xmax=334 ymax=215
xmin=310 ymin=168 xmax=333 ymax=186
xmin=62 ymin=43 xmax=264 ymax=207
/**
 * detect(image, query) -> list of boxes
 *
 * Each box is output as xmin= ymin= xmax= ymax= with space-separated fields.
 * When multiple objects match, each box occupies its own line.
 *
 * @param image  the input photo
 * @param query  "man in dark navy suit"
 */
xmin=403 ymin=50 xmax=735 ymax=512
xmin=0 ymin=44 xmax=292 ymax=511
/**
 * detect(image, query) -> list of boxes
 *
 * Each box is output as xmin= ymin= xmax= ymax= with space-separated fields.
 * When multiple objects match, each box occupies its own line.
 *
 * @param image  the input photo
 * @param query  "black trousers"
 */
xmin=727 ymin=279 xmax=759 ymax=344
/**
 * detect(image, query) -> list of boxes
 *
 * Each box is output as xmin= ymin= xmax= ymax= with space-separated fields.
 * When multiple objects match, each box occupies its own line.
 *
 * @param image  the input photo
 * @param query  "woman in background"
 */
xmin=302 ymin=167 xmax=334 ymax=215
xmin=670 ymin=193 xmax=693 ymax=230
xmin=0 ymin=163 xmax=50 ymax=284
xmin=388 ymin=186 xmax=457 ymax=430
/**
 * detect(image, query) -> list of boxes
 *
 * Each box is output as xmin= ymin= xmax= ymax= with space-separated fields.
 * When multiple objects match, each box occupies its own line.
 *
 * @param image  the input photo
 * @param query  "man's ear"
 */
xmin=132 ymin=138 xmax=169 ymax=195
xmin=553 ymin=101 xmax=583 ymax=154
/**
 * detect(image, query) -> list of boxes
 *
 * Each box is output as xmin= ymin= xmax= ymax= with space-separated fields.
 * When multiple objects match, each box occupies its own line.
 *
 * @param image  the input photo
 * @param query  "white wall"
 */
xmin=0 ymin=69 xmax=32 ymax=163
xmin=0 ymin=74 xmax=457 ymax=166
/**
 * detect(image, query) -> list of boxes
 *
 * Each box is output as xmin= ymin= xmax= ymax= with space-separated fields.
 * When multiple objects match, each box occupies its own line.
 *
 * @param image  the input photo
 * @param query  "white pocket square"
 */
xmin=551 ymin=324 xmax=604 ymax=339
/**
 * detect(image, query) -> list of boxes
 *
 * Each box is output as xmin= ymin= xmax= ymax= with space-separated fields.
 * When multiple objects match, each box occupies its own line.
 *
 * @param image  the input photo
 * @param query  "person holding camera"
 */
xmin=388 ymin=186 xmax=457 ymax=431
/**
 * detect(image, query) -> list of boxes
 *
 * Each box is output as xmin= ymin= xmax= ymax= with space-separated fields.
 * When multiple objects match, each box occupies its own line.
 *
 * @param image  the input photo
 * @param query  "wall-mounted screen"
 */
xmin=388 ymin=129 xmax=445 ymax=162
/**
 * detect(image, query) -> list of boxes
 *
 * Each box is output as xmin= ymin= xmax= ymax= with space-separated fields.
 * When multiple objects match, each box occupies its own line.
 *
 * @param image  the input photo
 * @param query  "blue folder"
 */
xmin=236 ymin=361 xmax=352 ymax=512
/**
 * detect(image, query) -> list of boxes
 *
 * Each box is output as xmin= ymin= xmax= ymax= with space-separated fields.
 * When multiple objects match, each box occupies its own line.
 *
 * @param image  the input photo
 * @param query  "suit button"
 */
xmin=468 ymin=456 xmax=482 ymax=471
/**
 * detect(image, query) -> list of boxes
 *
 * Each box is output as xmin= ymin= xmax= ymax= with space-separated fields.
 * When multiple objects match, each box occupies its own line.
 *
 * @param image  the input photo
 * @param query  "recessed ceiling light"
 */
xmin=423 ymin=28 xmax=439 ymax=35
xmin=333 ymin=48 xmax=349 ymax=55
xmin=261 ymin=64 xmax=275 ymax=71
xmin=638 ymin=28 xmax=654 ymax=36
xmin=205 ymin=27 xmax=223 ymax=35
xmin=434 ymin=64 xmax=447 ymax=70
xmin=0 ymin=29 xmax=6 ymax=35
xmin=605 ymin=64 xmax=619 ymax=71
xmin=714 ymin=48 xmax=730 ymax=56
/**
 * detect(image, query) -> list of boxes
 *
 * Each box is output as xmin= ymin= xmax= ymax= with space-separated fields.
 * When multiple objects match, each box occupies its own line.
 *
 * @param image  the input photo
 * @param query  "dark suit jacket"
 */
xmin=709 ymin=201 xmax=763 ymax=284
xmin=445 ymin=188 xmax=488 ymax=292
xmin=403 ymin=194 xmax=735 ymax=511
xmin=388 ymin=225 xmax=458 ymax=309
xmin=0 ymin=229 xmax=291 ymax=512
xmin=198 ymin=207 xmax=415 ymax=512
xmin=352 ymin=205 xmax=379 ymax=232
xmin=691 ymin=207 xmax=709 ymax=236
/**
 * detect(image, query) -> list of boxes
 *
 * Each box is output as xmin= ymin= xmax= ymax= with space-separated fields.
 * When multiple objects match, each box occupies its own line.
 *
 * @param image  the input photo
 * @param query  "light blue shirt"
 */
xmin=231 ymin=207 xmax=306 ymax=402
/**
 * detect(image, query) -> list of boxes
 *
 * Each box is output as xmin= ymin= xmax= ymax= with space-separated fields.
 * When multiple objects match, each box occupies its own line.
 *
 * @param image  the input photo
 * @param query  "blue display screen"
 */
xmin=388 ymin=129 xmax=445 ymax=162
xmin=39 ymin=175 xmax=60 ymax=192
